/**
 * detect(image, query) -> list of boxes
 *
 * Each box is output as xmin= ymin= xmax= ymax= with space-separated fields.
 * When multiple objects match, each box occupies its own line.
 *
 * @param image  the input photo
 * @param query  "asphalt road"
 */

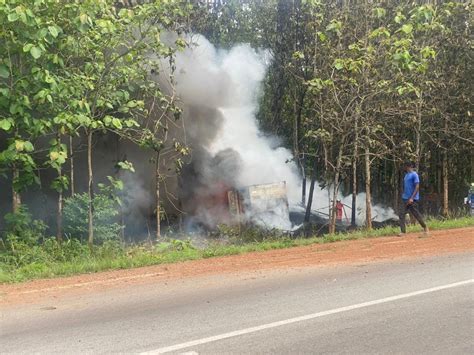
xmin=1 ymin=252 xmax=473 ymax=354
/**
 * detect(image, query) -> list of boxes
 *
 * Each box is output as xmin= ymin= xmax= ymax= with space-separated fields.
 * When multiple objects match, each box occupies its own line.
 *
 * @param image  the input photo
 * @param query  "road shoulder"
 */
xmin=1 ymin=227 xmax=473 ymax=308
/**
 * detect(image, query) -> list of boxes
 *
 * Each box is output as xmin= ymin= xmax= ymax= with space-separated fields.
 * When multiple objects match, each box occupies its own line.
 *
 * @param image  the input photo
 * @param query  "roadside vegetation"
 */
xmin=1 ymin=209 xmax=472 ymax=283
xmin=1 ymin=1 xmax=472 ymax=283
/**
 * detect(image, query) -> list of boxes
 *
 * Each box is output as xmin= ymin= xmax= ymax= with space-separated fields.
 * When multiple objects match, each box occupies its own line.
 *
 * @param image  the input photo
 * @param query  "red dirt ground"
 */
xmin=1 ymin=227 xmax=473 ymax=307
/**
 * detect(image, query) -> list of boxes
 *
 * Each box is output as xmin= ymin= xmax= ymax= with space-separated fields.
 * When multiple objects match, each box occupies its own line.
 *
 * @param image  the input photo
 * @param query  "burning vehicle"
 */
xmin=227 ymin=181 xmax=290 ymax=229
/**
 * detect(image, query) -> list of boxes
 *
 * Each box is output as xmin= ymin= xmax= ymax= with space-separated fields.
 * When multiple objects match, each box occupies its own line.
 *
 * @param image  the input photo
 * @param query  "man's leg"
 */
xmin=407 ymin=201 xmax=428 ymax=231
xmin=399 ymin=202 xmax=407 ymax=234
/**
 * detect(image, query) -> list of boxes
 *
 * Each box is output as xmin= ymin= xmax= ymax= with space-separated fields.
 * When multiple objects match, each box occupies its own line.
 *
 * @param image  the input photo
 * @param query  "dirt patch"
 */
xmin=1 ymin=227 xmax=473 ymax=307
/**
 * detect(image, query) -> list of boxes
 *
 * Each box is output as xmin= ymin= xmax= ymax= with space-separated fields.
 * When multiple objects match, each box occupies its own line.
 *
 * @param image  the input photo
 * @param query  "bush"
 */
xmin=95 ymin=240 xmax=125 ymax=259
xmin=155 ymin=239 xmax=195 ymax=253
xmin=1 ymin=207 xmax=49 ymax=268
xmin=42 ymin=238 xmax=91 ymax=262
xmin=2 ymin=206 xmax=47 ymax=247
xmin=63 ymin=187 xmax=122 ymax=244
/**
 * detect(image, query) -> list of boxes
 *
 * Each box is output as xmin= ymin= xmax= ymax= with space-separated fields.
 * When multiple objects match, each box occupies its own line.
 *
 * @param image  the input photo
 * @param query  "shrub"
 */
xmin=2 ymin=206 xmax=47 ymax=247
xmin=0 ymin=207 xmax=50 ymax=268
xmin=63 ymin=185 xmax=122 ymax=244
xmin=42 ymin=238 xmax=90 ymax=262
xmin=95 ymin=240 xmax=125 ymax=259
xmin=154 ymin=238 xmax=195 ymax=253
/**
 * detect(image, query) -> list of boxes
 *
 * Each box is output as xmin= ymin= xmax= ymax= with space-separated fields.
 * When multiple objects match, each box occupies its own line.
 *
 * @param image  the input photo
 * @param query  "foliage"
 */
xmin=1 ymin=216 xmax=473 ymax=283
xmin=1 ymin=206 xmax=47 ymax=268
xmin=2 ymin=206 xmax=47 ymax=247
xmin=63 ymin=183 xmax=122 ymax=244
xmin=0 ymin=0 xmax=191 ymax=243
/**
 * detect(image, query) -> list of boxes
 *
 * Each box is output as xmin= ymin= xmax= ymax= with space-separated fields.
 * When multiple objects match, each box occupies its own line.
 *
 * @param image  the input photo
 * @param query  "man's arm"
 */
xmin=408 ymin=183 xmax=420 ymax=205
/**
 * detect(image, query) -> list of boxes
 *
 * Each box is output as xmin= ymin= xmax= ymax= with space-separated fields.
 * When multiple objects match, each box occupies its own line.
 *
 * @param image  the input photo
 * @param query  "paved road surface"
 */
xmin=2 ymin=252 xmax=473 ymax=354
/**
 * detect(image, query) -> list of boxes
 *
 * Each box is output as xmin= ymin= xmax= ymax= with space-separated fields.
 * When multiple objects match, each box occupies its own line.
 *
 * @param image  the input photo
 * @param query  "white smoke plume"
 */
xmin=175 ymin=37 xmax=300 ymax=191
xmin=299 ymin=185 xmax=398 ymax=224
xmin=156 ymin=34 xmax=396 ymax=230
xmin=165 ymin=35 xmax=299 ymax=229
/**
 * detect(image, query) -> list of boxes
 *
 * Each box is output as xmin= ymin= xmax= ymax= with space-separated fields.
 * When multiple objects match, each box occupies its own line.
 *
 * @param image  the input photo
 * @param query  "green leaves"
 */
xmin=175 ymin=38 xmax=187 ymax=49
xmin=51 ymin=175 xmax=69 ymax=193
xmin=0 ymin=118 xmax=13 ymax=131
xmin=373 ymin=8 xmax=386 ymax=19
xmin=103 ymin=116 xmax=124 ymax=130
xmin=369 ymin=27 xmax=391 ymax=39
xmin=421 ymin=46 xmax=436 ymax=59
xmin=392 ymin=50 xmax=415 ymax=71
xmin=334 ymin=59 xmax=344 ymax=70
xmin=394 ymin=12 xmax=406 ymax=24
xmin=47 ymin=138 xmax=68 ymax=173
xmin=293 ymin=51 xmax=305 ymax=60
xmin=0 ymin=64 xmax=9 ymax=78
xmin=326 ymin=20 xmax=342 ymax=35
xmin=7 ymin=12 xmax=19 ymax=22
xmin=23 ymin=43 xmax=33 ymax=53
xmin=23 ymin=44 xmax=43 ymax=59
xmin=112 ymin=118 xmax=122 ymax=129
xmin=401 ymin=24 xmax=413 ymax=35
xmin=48 ymin=26 xmax=59 ymax=38
xmin=30 ymin=46 xmax=42 ymax=59
xmin=49 ymin=150 xmax=67 ymax=164
xmin=14 ymin=140 xmax=34 ymax=153
xmin=117 ymin=161 xmax=135 ymax=173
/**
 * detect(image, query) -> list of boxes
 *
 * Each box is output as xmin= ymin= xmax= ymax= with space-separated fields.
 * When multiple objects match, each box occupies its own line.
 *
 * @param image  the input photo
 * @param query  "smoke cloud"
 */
xmin=162 ymin=35 xmax=300 ymax=229
xmin=150 ymin=34 xmax=396 ymax=230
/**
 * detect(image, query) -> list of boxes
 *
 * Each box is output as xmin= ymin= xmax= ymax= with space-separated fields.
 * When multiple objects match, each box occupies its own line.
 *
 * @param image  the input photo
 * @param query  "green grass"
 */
xmin=1 ymin=216 xmax=472 ymax=284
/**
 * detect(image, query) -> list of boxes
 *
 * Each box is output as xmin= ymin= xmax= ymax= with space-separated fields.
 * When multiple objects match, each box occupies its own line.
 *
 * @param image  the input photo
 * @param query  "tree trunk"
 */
xmin=87 ymin=131 xmax=94 ymax=248
xmin=351 ymin=116 xmax=359 ymax=227
xmin=155 ymin=151 xmax=161 ymax=241
xmin=116 ymin=136 xmax=125 ymax=243
xmin=301 ymin=154 xmax=306 ymax=206
xmin=12 ymin=164 xmax=21 ymax=213
xmin=329 ymin=146 xmax=344 ymax=234
xmin=322 ymin=143 xmax=331 ymax=208
xmin=69 ymin=136 xmax=75 ymax=196
xmin=329 ymin=174 xmax=340 ymax=235
xmin=304 ymin=157 xmax=318 ymax=235
xmin=293 ymin=89 xmax=307 ymax=206
xmin=57 ymin=186 xmax=63 ymax=243
xmin=365 ymin=147 xmax=372 ymax=230
xmin=415 ymin=131 xmax=421 ymax=171
xmin=351 ymin=161 xmax=357 ymax=227
xmin=57 ymin=133 xmax=63 ymax=243
xmin=415 ymin=106 xmax=422 ymax=171
xmin=305 ymin=175 xmax=316 ymax=223
xmin=293 ymin=89 xmax=299 ymax=160
xmin=393 ymin=160 xmax=399 ymax=211
xmin=442 ymin=149 xmax=449 ymax=217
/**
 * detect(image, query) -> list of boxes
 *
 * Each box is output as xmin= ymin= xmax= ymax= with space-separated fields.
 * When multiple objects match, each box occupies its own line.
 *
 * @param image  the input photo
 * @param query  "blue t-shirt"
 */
xmin=403 ymin=171 xmax=420 ymax=201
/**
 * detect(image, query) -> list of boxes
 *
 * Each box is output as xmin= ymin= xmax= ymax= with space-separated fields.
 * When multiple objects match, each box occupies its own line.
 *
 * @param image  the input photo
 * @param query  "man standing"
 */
xmin=399 ymin=162 xmax=429 ymax=236
xmin=466 ymin=183 xmax=474 ymax=216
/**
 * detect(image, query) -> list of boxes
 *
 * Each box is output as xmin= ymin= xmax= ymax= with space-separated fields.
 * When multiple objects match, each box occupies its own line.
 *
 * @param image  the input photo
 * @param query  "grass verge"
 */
xmin=1 ymin=216 xmax=473 ymax=284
